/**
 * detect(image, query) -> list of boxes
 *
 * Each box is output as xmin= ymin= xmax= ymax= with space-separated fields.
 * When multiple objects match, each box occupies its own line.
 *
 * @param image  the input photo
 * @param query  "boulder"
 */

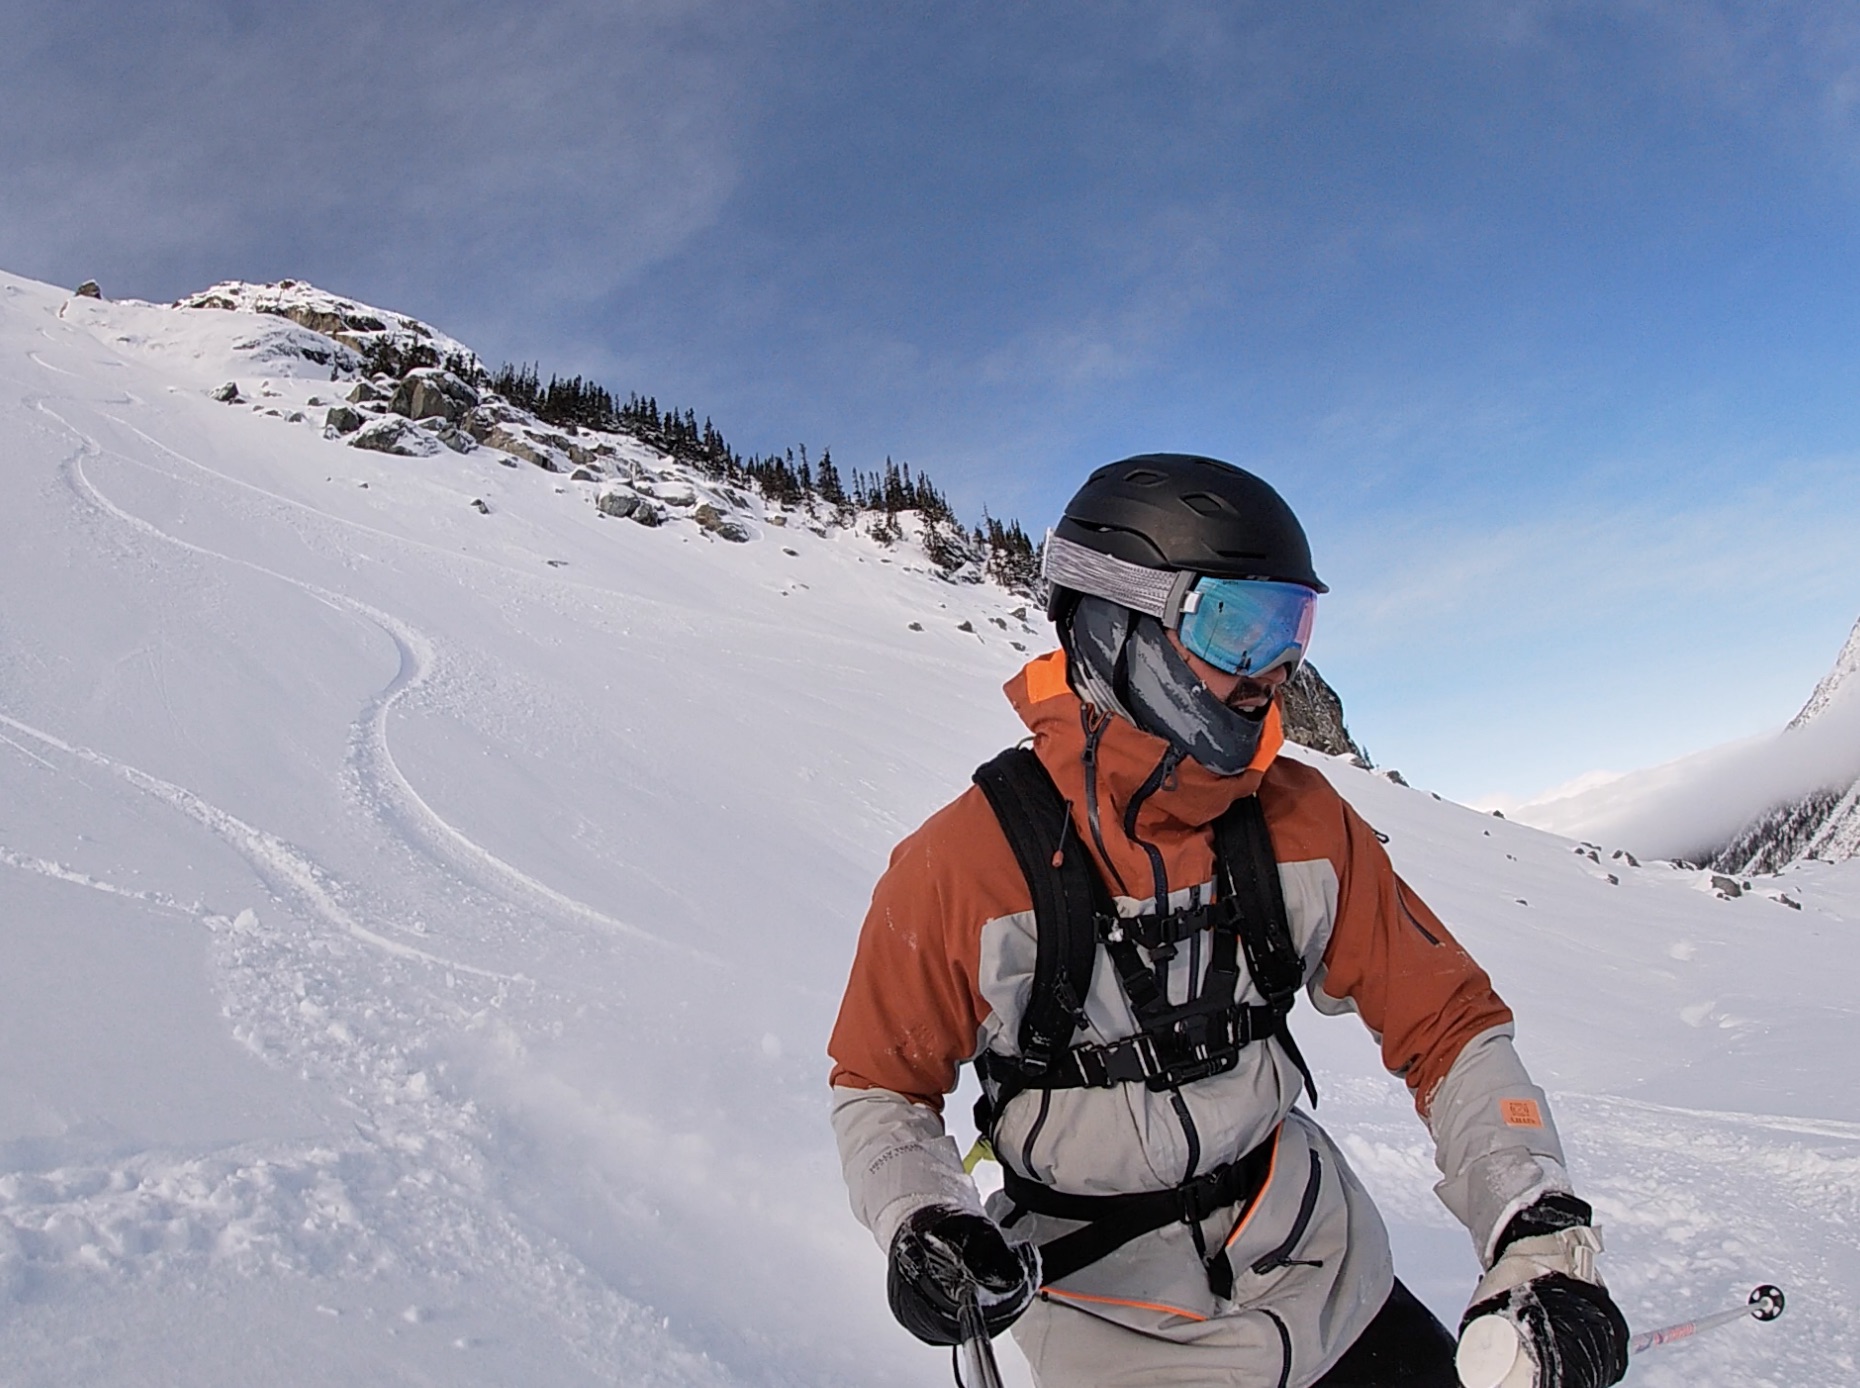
xmin=211 ymin=382 xmax=242 ymax=403
xmin=74 ymin=280 xmax=102 ymax=299
xmin=629 ymin=501 xmax=667 ymax=528
xmin=596 ymin=489 xmax=640 ymax=519
xmin=390 ymin=368 xmax=478 ymax=423
xmin=347 ymin=380 xmax=387 ymax=404
xmin=348 ymin=417 xmax=442 ymax=457
xmin=569 ymin=467 xmax=596 ymax=482
xmin=693 ymin=503 xmax=751 ymax=542
xmin=324 ymin=404 xmax=366 ymax=435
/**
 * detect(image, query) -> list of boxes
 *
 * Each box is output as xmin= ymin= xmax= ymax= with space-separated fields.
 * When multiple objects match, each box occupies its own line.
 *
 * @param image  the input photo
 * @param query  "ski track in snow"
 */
xmin=0 ymin=400 xmax=740 ymax=1376
xmin=0 ymin=846 xmax=201 ymax=916
xmin=42 ymin=399 xmax=679 ymax=955
xmin=0 ymin=707 xmax=513 ymax=982
xmin=0 ymin=397 xmax=740 ymax=1383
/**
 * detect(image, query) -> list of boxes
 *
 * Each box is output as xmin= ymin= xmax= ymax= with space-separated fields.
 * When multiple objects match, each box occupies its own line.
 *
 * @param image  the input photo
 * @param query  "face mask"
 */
xmin=1066 ymin=596 xmax=1268 ymax=777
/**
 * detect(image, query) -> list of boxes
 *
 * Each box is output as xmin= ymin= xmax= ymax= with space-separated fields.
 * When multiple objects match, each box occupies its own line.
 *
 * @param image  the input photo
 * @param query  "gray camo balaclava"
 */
xmin=1065 ymin=595 xmax=1268 ymax=777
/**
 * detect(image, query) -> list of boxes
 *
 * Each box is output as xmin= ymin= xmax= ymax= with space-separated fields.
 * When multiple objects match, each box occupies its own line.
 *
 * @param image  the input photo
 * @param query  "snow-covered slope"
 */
xmin=3 ymin=270 xmax=1856 ymax=1387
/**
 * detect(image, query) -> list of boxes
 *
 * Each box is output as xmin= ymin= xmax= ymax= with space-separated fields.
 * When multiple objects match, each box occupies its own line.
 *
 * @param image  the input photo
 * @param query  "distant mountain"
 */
xmin=1712 ymin=616 xmax=1860 ymax=873
xmin=1512 ymin=614 xmax=1860 ymax=870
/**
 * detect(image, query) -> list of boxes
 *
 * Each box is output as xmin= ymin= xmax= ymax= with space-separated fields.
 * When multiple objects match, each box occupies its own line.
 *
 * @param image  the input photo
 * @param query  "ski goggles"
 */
xmin=1043 ymin=533 xmax=1317 ymax=676
xmin=1174 ymin=577 xmax=1316 ymax=677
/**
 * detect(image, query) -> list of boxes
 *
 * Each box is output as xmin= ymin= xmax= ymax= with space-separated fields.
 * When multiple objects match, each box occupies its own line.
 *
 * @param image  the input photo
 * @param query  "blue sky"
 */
xmin=6 ymin=0 xmax=1859 ymax=803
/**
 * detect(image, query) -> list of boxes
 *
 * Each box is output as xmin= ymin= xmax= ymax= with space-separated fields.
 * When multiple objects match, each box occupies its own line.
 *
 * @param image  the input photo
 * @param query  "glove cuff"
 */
xmin=1470 ymin=1225 xmax=1605 ymax=1308
xmin=1494 ymin=1192 xmax=1593 ymax=1259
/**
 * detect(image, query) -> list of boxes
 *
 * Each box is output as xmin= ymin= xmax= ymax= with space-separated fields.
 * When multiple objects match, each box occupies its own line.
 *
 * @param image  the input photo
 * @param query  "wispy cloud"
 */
xmin=0 ymin=0 xmax=767 ymax=320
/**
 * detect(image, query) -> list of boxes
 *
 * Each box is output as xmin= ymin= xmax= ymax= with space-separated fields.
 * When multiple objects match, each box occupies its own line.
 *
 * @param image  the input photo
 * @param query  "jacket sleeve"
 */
xmin=1313 ymin=798 xmax=1574 ymax=1265
xmin=827 ymin=812 xmax=993 ymax=1252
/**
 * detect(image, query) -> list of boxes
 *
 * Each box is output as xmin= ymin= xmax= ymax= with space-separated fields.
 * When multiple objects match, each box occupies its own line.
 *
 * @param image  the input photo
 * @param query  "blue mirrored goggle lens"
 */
xmin=1175 ymin=578 xmax=1317 ymax=677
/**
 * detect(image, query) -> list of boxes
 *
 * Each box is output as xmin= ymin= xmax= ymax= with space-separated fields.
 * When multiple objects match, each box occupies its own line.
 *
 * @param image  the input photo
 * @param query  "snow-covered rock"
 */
xmin=349 ymin=415 xmax=442 ymax=457
xmin=176 ymin=279 xmax=475 ymax=376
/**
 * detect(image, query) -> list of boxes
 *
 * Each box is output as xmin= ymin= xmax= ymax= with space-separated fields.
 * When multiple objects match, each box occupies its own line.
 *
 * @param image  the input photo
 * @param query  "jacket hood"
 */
xmin=1004 ymin=649 xmax=1284 ymax=900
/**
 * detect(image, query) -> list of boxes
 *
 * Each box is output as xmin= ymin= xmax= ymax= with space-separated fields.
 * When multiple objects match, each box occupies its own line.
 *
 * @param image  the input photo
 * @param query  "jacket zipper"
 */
xmin=1019 ymin=1087 xmax=1054 ymax=1177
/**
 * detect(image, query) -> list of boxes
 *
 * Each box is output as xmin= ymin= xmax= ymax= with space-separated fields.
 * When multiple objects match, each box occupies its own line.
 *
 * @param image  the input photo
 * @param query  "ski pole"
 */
xmin=1629 ymin=1283 xmax=1784 ymax=1357
xmin=953 ymin=1277 xmax=1006 ymax=1388
xmin=1460 ymin=1284 xmax=1785 ymax=1388
xmin=921 ymin=1229 xmax=1006 ymax=1388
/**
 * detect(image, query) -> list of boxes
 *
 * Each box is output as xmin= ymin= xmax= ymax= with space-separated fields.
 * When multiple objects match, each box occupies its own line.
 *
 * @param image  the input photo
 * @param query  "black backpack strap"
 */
xmin=1000 ymin=1130 xmax=1277 ymax=1292
xmin=1214 ymin=795 xmax=1317 ymax=1105
xmin=971 ymin=749 xmax=1102 ymax=1080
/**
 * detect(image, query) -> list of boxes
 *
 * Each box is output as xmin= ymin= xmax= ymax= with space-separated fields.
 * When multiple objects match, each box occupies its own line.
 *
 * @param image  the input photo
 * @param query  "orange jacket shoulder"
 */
xmin=827 ymin=781 xmax=1032 ymax=1107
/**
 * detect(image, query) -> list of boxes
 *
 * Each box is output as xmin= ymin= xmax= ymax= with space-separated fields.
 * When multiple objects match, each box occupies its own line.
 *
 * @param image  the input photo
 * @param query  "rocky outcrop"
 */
xmin=75 ymin=280 xmax=102 ymax=299
xmin=1280 ymin=663 xmax=1368 ymax=764
xmin=390 ymin=368 xmax=478 ymax=424
xmin=476 ymin=424 xmax=561 ymax=471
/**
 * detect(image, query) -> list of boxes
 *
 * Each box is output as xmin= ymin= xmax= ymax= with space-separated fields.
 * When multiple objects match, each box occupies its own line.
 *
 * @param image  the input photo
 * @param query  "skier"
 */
xmin=829 ymin=455 xmax=1630 ymax=1387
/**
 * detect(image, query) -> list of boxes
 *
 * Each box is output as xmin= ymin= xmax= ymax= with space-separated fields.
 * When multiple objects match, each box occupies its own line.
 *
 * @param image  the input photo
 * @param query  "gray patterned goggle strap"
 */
xmin=1042 ymin=533 xmax=1198 ymax=624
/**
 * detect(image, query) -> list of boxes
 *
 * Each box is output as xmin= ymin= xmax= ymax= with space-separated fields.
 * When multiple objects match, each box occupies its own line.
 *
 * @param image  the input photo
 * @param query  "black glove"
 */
xmin=1457 ymin=1196 xmax=1629 ymax=1388
xmin=886 ymin=1205 xmax=1041 ymax=1346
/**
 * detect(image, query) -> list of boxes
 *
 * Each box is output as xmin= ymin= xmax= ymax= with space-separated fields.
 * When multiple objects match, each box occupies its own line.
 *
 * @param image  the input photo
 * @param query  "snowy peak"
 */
xmin=1789 ymin=613 xmax=1860 ymax=729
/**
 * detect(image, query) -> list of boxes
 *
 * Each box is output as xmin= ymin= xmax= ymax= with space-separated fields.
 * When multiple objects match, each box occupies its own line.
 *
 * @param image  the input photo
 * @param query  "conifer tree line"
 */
xmin=487 ymin=363 xmax=1041 ymax=591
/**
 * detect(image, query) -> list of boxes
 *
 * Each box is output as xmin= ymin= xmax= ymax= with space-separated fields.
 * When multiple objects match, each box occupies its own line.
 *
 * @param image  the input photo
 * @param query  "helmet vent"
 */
xmin=1180 ymin=492 xmax=1234 ymax=517
xmin=1122 ymin=468 xmax=1169 ymax=486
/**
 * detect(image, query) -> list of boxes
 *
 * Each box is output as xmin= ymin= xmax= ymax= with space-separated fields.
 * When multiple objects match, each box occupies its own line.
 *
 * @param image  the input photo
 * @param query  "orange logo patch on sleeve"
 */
xmin=1501 ymin=1098 xmax=1545 ymax=1129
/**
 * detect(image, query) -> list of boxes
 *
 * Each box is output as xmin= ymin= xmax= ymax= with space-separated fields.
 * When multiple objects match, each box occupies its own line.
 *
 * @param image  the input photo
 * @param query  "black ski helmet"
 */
xmin=1045 ymin=455 xmax=1323 ymax=774
xmin=1050 ymin=453 xmax=1325 ymax=602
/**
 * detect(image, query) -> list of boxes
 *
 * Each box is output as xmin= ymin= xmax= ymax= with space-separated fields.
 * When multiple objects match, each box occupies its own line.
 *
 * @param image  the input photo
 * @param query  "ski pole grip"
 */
xmin=1456 ymin=1315 xmax=1528 ymax=1388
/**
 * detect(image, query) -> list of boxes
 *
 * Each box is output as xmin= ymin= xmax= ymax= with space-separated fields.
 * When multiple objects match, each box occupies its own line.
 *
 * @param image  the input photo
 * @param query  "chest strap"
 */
xmin=970 ymin=746 xmax=1315 ymax=1112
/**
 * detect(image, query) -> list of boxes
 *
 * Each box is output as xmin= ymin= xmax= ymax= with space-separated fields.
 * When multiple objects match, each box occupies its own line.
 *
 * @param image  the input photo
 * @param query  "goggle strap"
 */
xmin=1043 ymin=533 xmax=1201 ymax=626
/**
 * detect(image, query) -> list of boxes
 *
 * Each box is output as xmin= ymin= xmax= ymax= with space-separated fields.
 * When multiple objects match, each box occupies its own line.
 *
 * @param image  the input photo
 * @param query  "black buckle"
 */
xmin=1177 ymin=1168 xmax=1231 ymax=1224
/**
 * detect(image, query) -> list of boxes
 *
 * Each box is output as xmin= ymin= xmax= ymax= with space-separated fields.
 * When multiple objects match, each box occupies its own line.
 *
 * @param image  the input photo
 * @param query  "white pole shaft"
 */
xmin=1629 ymin=1302 xmax=1752 ymax=1355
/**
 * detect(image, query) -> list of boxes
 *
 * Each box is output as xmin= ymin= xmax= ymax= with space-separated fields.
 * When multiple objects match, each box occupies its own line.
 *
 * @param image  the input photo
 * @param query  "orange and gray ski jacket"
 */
xmin=830 ymin=652 xmax=1573 ymax=1383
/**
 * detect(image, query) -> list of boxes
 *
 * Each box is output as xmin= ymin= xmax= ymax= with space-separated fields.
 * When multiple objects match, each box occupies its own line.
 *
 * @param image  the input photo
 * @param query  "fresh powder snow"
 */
xmin=1 ymin=270 xmax=1855 ymax=1386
